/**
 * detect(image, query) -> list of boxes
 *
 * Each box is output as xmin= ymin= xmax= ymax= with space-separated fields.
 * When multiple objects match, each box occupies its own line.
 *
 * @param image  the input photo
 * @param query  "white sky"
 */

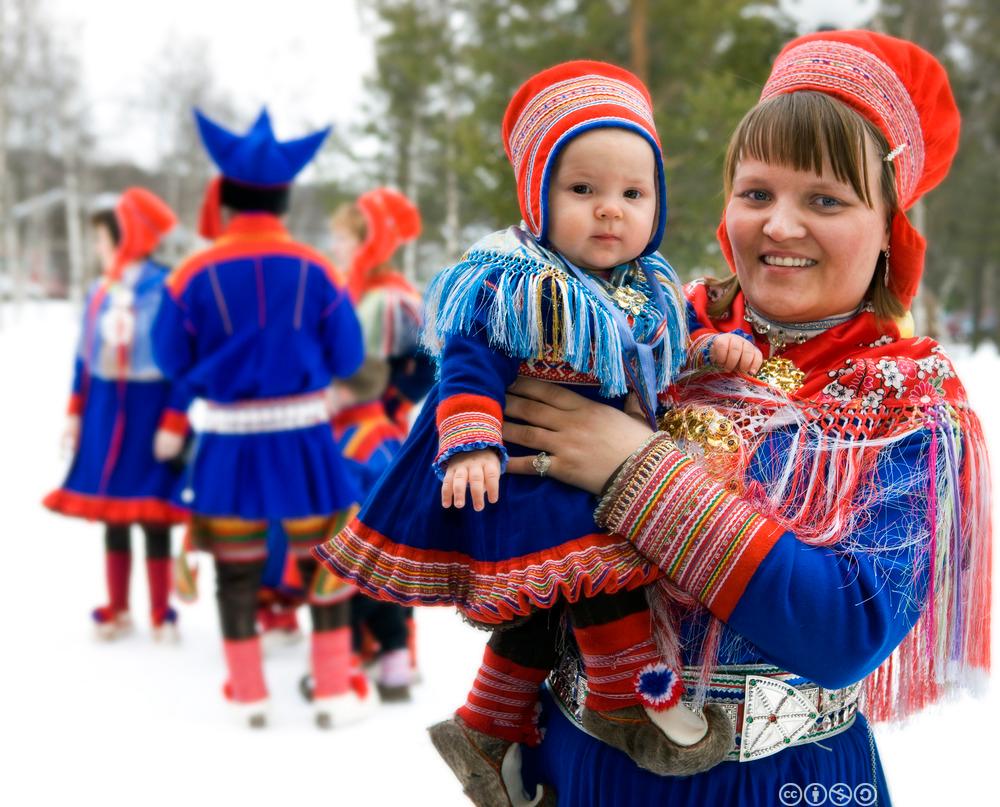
xmin=49 ymin=0 xmax=375 ymax=168
xmin=49 ymin=0 xmax=878 ymax=168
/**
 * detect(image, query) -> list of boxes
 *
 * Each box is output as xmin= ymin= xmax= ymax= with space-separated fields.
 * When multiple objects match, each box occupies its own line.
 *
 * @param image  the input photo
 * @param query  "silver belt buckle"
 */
xmin=739 ymin=675 xmax=819 ymax=762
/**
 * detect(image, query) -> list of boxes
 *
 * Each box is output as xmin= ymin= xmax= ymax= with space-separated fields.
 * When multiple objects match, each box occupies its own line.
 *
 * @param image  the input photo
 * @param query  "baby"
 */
xmin=314 ymin=61 xmax=746 ymax=802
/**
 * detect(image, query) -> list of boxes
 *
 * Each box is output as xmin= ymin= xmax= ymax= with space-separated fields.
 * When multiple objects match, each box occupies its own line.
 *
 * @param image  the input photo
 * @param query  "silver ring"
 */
xmin=531 ymin=451 xmax=551 ymax=477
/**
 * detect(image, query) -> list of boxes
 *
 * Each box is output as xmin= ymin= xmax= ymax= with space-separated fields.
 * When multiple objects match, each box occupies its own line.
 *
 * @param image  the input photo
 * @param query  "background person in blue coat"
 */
xmin=503 ymin=30 xmax=991 ymax=807
xmin=152 ymin=108 xmax=366 ymax=729
xmin=44 ymin=187 xmax=187 ymax=642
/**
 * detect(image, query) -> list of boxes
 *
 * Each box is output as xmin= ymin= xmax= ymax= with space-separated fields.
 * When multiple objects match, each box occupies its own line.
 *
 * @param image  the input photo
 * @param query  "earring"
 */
xmin=883 ymin=246 xmax=891 ymax=287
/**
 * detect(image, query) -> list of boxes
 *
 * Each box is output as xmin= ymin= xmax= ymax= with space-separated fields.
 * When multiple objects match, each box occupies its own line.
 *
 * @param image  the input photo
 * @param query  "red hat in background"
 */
xmin=108 ymin=187 xmax=177 ymax=281
xmin=501 ymin=60 xmax=667 ymax=256
xmin=348 ymin=187 xmax=421 ymax=301
xmin=718 ymin=30 xmax=960 ymax=311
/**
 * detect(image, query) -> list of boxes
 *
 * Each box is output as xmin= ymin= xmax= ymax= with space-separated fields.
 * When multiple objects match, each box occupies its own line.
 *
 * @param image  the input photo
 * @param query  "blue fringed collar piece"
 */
xmin=422 ymin=226 xmax=688 ymax=401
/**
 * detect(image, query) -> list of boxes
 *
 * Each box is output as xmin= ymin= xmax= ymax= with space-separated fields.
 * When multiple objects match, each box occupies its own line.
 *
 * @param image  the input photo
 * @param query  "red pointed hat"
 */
xmin=347 ymin=187 xmax=421 ymax=301
xmin=108 ymin=187 xmax=177 ymax=280
xmin=501 ymin=60 xmax=667 ymax=256
xmin=717 ymin=30 xmax=960 ymax=311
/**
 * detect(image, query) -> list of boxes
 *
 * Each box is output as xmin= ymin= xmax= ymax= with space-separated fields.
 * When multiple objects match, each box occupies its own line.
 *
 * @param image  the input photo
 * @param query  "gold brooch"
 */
xmin=756 ymin=357 xmax=805 ymax=394
xmin=659 ymin=406 xmax=740 ymax=454
xmin=610 ymin=285 xmax=648 ymax=315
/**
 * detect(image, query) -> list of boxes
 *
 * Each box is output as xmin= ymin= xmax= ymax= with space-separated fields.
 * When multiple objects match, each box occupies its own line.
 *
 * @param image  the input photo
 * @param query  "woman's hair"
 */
xmin=330 ymin=201 xmax=367 ymax=241
xmin=90 ymin=209 xmax=121 ymax=246
xmin=710 ymin=91 xmax=903 ymax=322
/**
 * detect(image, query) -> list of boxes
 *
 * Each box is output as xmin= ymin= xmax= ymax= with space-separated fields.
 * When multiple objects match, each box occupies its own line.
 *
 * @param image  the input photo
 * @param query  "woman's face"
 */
xmin=725 ymin=142 xmax=890 ymax=323
xmin=92 ymin=223 xmax=117 ymax=273
xmin=330 ymin=224 xmax=362 ymax=269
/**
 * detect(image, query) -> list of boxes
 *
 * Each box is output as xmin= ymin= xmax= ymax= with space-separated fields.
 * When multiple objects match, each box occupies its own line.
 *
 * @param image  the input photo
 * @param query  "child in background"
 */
xmin=329 ymin=188 xmax=426 ymax=700
xmin=44 ymin=188 xmax=187 ymax=642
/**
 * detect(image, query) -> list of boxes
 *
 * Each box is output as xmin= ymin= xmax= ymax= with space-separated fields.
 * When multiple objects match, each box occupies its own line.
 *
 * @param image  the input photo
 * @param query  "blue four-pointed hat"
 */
xmin=194 ymin=107 xmax=331 ymax=187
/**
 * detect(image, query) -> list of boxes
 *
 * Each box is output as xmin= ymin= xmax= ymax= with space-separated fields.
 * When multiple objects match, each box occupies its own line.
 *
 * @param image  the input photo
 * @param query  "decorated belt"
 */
xmin=547 ymin=648 xmax=861 ymax=764
xmin=199 ymin=391 xmax=330 ymax=434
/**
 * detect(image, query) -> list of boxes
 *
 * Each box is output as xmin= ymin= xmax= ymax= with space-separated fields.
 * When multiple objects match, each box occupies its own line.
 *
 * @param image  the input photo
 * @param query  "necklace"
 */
xmin=744 ymin=302 xmax=867 ymax=350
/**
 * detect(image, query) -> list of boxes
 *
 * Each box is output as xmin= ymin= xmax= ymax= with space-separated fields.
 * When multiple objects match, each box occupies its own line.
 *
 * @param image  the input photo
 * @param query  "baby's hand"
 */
xmin=441 ymin=449 xmax=501 ymax=511
xmin=709 ymin=334 xmax=764 ymax=375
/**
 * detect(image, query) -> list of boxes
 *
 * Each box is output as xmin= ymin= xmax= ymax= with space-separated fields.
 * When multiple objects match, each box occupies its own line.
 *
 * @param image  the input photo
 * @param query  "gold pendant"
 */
xmin=610 ymin=285 xmax=648 ymax=315
xmin=755 ymin=357 xmax=805 ymax=394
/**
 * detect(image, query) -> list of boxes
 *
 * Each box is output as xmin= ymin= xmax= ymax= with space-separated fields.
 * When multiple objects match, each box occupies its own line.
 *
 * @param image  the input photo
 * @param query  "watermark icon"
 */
xmin=828 ymin=783 xmax=853 ymax=805
xmin=803 ymin=784 xmax=828 ymax=806
xmin=854 ymin=783 xmax=878 ymax=806
xmin=777 ymin=782 xmax=878 ymax=806
xmin=778 ymin=783 xmax=803 ymax=805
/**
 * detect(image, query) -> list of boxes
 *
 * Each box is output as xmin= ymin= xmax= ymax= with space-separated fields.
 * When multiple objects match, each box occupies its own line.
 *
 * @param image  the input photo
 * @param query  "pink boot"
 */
xmin=377 ymin=648 xmax=413 ymax=702
xmin=222 ymin=637 xmax=268 ymax=728
xmin=308 ymin=628 xmax=376 ymax=728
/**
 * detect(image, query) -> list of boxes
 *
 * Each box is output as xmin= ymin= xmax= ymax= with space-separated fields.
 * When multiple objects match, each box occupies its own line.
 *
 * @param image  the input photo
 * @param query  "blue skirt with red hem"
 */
xmin=44 ymin=378 xmax=186 ymax=526
xmin=313 ymin=383 xmax=659 ymax=625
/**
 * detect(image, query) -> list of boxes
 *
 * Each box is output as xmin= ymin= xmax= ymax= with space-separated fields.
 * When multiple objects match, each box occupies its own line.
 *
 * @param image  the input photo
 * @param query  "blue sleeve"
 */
xmin=439 ymin=329 xmax=521 ymax=405
xmin=152 ymin=287 xmax=197 ymax=381
xmin=320 ymin=277 xmax=364 ymax=380
xmin=432 ymin=328 xmax=521 ymax=478
xmin=70 ymin=355 xmax=84 ymax=397
xmin=685 ymin=299 xmax=703 ymax=336
xmin=166 ymin=379 xmax=196 ymax=413
xmin=726 ymin=430 xmax=932 ymax=688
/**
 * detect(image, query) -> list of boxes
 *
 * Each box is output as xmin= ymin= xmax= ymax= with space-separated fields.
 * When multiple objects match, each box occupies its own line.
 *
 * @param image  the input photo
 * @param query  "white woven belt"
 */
xmin=711 ymin=673 xmax=862 ymax=763
xmin=199 ymin=393 xmax=329 ymax=434
xmin=547 ymin=657 xmax=862 ymax=764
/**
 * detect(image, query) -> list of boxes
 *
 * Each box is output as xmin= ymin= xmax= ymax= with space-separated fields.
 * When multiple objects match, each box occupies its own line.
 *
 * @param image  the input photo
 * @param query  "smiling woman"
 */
xmin=505 ymin=30 xmax=991 ymax=807
xmin=712 ymin=89 xmax=903 ymax=325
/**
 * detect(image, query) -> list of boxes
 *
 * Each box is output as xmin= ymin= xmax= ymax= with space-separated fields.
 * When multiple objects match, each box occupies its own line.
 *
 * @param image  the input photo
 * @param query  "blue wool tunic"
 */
xmin=45 ymin=260 xmax=188 ymax=525
xmin=151 ymin=214 xmax=364 ymax=520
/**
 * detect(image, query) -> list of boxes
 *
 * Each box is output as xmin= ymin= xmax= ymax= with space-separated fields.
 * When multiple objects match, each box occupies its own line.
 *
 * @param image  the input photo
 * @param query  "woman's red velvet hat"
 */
xmin=718 ymin=30 xmax=960 ymax=311
xmin=108 ymin=187 xmax=176 ymax=280
xmin=348 ymin=187 xmax=422 ymax=300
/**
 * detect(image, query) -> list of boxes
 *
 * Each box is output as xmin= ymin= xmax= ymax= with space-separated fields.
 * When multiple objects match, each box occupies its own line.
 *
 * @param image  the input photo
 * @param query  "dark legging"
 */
xmin=104 ymin=524 xmax=171 ymax=558
xmin=351 ymin=595 xmax=409 ymax=654
xmin=488 ymin=587 xmax=649 ymax=670
xmin=215 ymin=557 xmax=349 ymax=641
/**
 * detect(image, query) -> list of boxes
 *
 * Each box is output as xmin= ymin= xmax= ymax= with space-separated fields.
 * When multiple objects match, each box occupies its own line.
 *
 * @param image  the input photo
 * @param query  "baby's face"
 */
xmin=547 ymin=128 xmax=657 ymax=272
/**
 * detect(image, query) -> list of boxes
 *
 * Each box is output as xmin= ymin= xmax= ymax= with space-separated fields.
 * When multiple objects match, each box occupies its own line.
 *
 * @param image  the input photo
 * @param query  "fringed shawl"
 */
xmin=674 ymin=282 xmax=991 ymax=723
xmin=422 ymin=226 xmax=688 ymax=399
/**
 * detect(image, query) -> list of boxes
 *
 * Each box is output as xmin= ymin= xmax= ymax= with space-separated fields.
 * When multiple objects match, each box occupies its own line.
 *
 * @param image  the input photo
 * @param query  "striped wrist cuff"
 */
xmin=434 ymin=394 xmax=507 ymax=478
xmin=596 ymin=433 xmax=783 ymax=619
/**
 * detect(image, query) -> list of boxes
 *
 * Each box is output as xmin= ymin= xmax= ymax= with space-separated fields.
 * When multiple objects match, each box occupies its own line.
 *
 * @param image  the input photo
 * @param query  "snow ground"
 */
xmin=2 ymin=301 xmax=996 ymax=807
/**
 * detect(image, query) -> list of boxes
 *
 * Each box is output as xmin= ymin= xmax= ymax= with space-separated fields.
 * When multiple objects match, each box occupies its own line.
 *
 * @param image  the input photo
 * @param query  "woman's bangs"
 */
xmin=727 ymin=93 xmax=875 ymax=206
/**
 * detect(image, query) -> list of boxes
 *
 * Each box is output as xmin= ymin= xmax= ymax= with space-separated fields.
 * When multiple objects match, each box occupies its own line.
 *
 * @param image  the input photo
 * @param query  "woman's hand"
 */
xmin=153 ymin=429 xmax=185 ymax=462
xmin=503 ymin=377 xmax=653 ymax=494
xmin=61 ymin=415 xmax=81 ymax=456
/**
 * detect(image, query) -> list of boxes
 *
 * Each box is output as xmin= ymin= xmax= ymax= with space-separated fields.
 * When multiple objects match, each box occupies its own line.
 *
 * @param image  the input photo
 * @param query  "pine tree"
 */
xmin=360 ymin=0 xmax=794 ymax=282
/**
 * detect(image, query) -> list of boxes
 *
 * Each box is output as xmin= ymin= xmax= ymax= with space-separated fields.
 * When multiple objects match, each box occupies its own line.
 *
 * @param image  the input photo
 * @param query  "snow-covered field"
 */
xmin=2 ymin=301 xmax=996 ymax=807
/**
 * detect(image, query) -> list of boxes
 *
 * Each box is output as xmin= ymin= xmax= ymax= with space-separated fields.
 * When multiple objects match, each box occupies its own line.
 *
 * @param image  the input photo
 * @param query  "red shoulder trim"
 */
xmin=167 ymin=239 xmax=342 ymax=296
